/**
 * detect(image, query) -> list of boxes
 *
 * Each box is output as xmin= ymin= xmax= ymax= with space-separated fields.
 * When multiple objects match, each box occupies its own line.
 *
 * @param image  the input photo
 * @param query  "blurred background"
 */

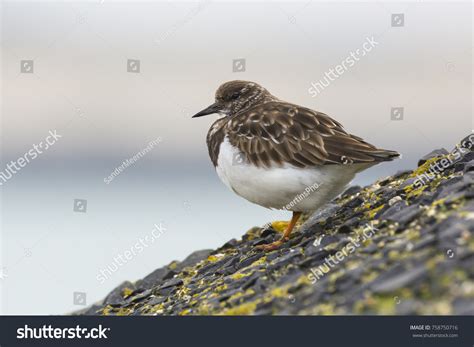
xmin=0 ymin=0 xmax=472 ymax=314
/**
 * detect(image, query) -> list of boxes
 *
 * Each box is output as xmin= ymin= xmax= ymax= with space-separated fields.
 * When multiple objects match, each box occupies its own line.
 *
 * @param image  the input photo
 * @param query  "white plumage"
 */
xmin=216 ymin=137 xmax=372 ymax=212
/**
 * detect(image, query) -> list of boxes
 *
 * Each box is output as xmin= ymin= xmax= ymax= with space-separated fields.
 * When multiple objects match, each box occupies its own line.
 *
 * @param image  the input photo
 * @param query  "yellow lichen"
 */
xmin=115 ymin=307 xmax=134 ymax=316
xmin=230 ymin=272 xmax=252 ymax=280
xmin=271 ymin=221 xmax=289 ymax=233
xmin=365 ymin=204 xmax=385 ymax=219
xmin=179 ymin=308 xmax=192 ymax=316
xmin=219 ymin=301 xmax=258 ymax=315
xmin=195 ymin=302 xmax=213 ymax=315
xmin=214 ymin=284 xmax=228 ymax=292
xmin=364 ymin=295 xmax=396 ymax=315
xmin=122 ymin=287 xmax=134 ymax=298
xmin=405 ymin=184 xmax=427 ymax=198
xmin=269 ymin=287 xmax=288 ymax=298
xmin=411 ymin=156 xmax=443 ymax=177
xmin=296 ymin=274 xmax=313 ymax=286
xmin=168 ymin=261 xmax=179 ymax=270
xmin=312 ymin=303 xmax=335 ymax=315
xmin=250 ymin=256 xmax=267 ymax=267
xmin=227 ymin=291 xmax=245 ymax=303
xmin=207 ymin=253 xmax=225 ymax=262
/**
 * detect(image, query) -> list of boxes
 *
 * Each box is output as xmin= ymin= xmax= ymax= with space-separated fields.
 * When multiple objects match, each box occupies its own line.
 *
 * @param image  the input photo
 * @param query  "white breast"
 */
xmin=215 ymin=137 xmax=369 ymax=212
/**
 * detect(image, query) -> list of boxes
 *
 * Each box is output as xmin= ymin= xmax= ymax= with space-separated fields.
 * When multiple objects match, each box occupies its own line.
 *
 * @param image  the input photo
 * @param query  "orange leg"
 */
xmin=255 ymin=212 xmax=302 ymax=251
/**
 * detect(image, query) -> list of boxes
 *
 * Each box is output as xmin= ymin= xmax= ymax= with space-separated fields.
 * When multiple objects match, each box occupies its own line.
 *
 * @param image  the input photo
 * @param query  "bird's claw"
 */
xmin=254 ymin=238 xmax=287 ymax=252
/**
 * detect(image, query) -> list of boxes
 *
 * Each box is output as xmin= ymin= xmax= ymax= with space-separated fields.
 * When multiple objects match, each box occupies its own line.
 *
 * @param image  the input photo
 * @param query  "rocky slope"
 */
xmin=80 ymin=134 xmax=474 ymax=315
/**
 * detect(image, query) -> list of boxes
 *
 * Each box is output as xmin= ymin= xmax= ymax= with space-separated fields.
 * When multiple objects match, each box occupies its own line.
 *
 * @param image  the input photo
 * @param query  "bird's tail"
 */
xmin=345 ymin=134 xmax=400 ymax=163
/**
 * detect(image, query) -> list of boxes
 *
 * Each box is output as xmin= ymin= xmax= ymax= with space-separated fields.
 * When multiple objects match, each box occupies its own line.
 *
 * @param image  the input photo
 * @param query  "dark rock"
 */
xmin=128 ymin=289 xmax=152 ymax=303
xmin=297 ymin=250 xmax=330 ymax=269
xmin=138 ymin=250 xmax=212 ymax=290
xmin=463 ymin=161 xmax=474 ymax=173
xmin=461 ymin=199 xmax=474 ymax=213
xmin=335 ymin=273 xmax=357 ymax=292
xmin=393 ymin=169 xmax=413 ymax=179
xmin=276 ymin=269 xmax=305 ymax=287
xmin=216 ymin=255 xmax=241 ymax=275
xmin=414 ymin=191 xmax=436 ymax=205
xmin=240 ymin=273 xmax=261 ymax=290
xmin=453 ymin=298 xmax=474 ymax=315
xmin=459 ymin=151 xmax=474 ymax=163
xmin=455 ymin=133 xmax=474 ymax=153
xmin=385 ymin=204 xmax=421 ymax=225
xmin=261 ymin=227 xmax=277 ymax=238
xmin=281 ymin=235 xmax=304 ymax=249
xmin=176 ymin=249 xmax=213 ymax=272
xmin=103 ymin=281 xmax=135 ymax=305
xmin=399 ymin=177 xmax=418 ymax=190
xmin=265 ymin=251 xmax=281 ymax=262
xmin=220 ymin=239 xmax=239 ymax=249
xmin=147 ymin=296 xmax=167 ymax=306
xmin=435 ymin=175 xmax=474 ymax=200
xmin=269 ymin=250 xmax=302 ymax=269
xmin=314 ymin=235 xmax=340 ymax=250
xmin=135 ymin=268 xmax=171 ymax=291
xmin=235 ymin=254 xmax=263 ymax=270
xmin=342 ymin=185 xmax=362 ymax=197
xmin=453 ymin=161 xmax=465 ymax=173
xmin=337 ymin=217 xmax=360 ymax=234
xmin=343 ymin=196 xmax=365 ymax=209
xmin=378 ymin=201 xmax=408 ymax=220
xmin=395 ymin=299 xmax=418 ymax=315
xmin=374 ymin=186 xmax=398 ymax=201
xmin=197 ymin=257 xmax=228 ymax=276
xmin=359 ymin=243 xmax=377 ymax=254
xmin=411 ymin=234 xmax=436 ymax=251
xmin=370 ymin=265 xmax=427 ymax=293
xmin=77 ymin=135 xmax=474 ymax=316
xmin=417 ymin=148 xmax=449 ymax=166
xmin=252 ymin=277 xmax=269 ymax=294
xmin=434 ymin=216 xmax=472 ymax=241
xmin=159 ymin=278 xmax=183 ymax=290
xmin=301 ymin=203 xmax=339 ymax=233
xmin=218 ymin=288 xmax=243 ymax=302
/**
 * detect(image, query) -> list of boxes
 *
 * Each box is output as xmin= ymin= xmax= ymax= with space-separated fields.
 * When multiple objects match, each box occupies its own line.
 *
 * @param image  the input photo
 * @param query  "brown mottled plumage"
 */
xmin=199 ymin=81 xmax=399 ymax=169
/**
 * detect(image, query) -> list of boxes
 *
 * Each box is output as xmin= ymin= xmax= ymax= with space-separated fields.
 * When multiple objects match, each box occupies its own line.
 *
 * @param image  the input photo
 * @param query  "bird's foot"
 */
xmin=254 ymin=238 xmax=287 ymax=252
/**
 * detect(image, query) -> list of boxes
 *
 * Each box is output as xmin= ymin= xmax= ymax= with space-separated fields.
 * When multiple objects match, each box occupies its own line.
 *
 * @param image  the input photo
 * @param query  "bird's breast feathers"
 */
xmin=215 ymin=136 xmax=368 ymax=212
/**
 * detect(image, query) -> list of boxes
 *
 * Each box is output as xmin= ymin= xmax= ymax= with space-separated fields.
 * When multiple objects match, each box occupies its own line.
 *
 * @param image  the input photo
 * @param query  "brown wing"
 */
xmin=226 ymin=102 xmax=399 ymax=168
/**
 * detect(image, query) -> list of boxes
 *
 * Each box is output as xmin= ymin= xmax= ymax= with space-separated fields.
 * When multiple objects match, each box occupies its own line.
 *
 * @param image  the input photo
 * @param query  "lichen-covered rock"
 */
xmin=82 ymin=135 xmax=474 ymax=316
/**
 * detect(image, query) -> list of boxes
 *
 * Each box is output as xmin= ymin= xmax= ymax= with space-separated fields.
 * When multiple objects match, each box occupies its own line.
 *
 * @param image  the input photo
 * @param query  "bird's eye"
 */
xmin=230 ymin=92 xmax=240 ymax=100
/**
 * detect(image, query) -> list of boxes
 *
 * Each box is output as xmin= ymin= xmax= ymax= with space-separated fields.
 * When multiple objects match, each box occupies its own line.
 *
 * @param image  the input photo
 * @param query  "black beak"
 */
xmin=192 ymin=103 xmax=221 ymax=118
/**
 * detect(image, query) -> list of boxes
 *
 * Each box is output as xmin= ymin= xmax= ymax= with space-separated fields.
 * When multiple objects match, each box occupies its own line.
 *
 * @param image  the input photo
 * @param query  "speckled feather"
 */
xmin=206 ymin=84 xmax=399 ymax=169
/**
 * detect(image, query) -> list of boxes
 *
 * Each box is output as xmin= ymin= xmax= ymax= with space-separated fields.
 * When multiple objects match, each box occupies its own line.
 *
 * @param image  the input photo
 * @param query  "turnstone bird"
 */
xmin=193 ymin=81 xmax=399 ymax=251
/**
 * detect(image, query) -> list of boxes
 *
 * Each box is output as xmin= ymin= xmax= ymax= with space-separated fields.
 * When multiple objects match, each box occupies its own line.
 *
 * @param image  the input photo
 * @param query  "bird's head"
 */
xmin=192 ymin=80 xmax=273 ymax=118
